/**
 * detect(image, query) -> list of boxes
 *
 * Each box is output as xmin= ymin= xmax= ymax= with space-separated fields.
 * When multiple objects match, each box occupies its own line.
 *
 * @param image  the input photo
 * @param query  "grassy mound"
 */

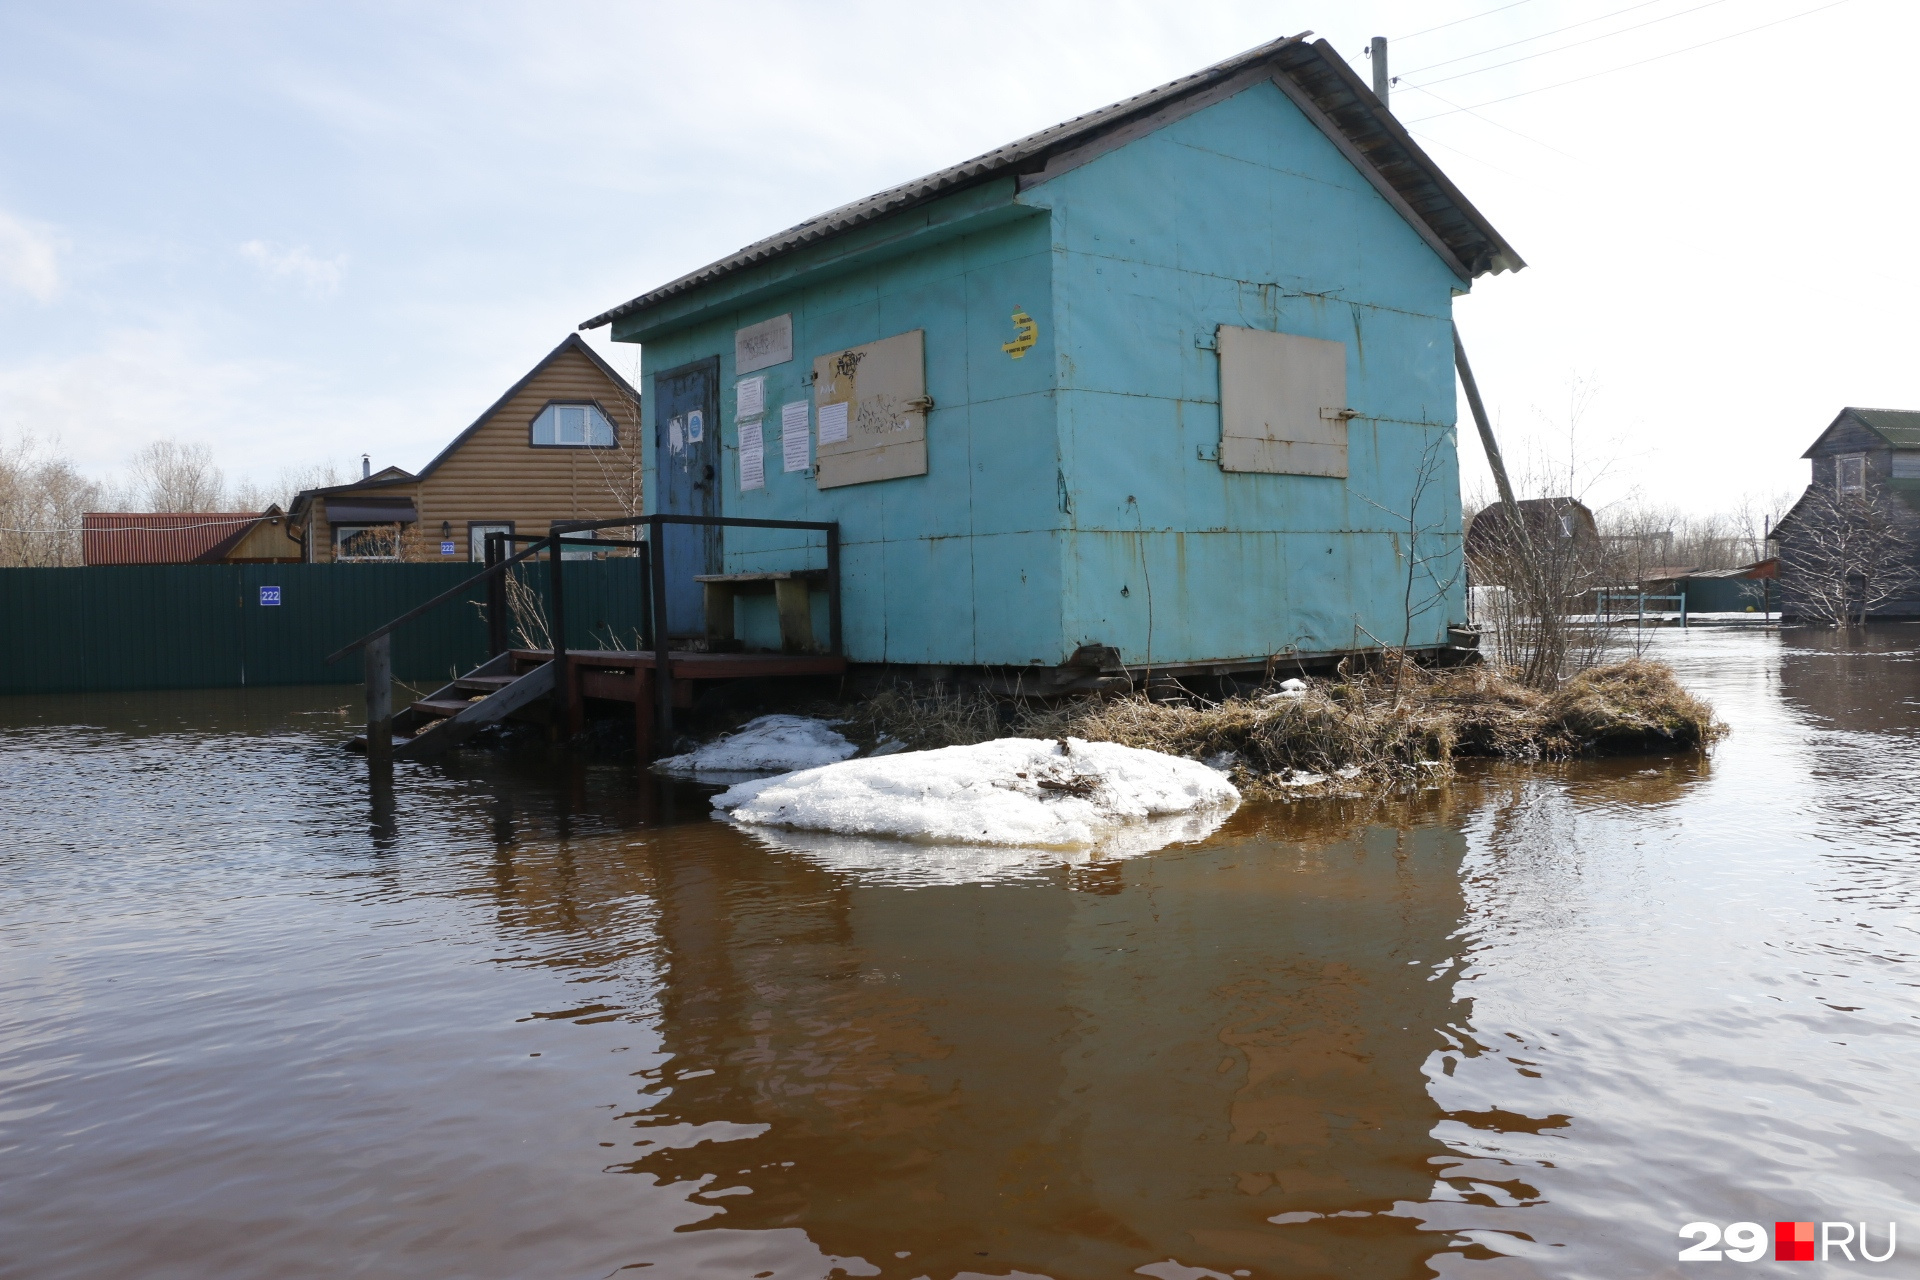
xmin=840 ymin=659 xmax=1723 ymax=797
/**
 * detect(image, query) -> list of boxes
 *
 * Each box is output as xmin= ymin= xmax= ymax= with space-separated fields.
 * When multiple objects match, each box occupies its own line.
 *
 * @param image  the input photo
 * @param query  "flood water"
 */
xmin=3 ymin=626 xmax=1918 ymax=1280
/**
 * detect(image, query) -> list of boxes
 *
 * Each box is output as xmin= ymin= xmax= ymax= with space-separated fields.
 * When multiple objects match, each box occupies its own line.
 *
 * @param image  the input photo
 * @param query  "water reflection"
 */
xmin=616 ymin=796 xmax=1483 ymax=1278
xmin=6 ymin=629 xmax=1920 ymax=1279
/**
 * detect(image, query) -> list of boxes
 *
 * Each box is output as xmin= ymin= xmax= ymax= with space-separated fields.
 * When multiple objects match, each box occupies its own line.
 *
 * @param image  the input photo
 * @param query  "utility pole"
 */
xmin=1370 ymin=36 xmax=1389 ymax=107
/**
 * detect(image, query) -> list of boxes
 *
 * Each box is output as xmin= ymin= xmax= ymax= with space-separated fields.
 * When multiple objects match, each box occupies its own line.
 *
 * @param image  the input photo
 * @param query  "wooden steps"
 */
xmin=413 ymin=698 xmax=479 ymax=719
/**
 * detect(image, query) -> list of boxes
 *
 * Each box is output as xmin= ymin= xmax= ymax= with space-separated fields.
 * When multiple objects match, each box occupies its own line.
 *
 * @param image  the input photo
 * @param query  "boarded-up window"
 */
xmin=812 ymin=330 xmax=929 ymax=490
xmin=1216 ymin=326 xmax=1349 ymax=477
xmin=1836 ymin=453 xmax=1866 ymax=494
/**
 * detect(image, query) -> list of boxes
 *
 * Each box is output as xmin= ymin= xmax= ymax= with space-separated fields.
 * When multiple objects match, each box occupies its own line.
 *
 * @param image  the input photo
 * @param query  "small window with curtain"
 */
xmin=530 ymin=401 xmax=618 ymax=448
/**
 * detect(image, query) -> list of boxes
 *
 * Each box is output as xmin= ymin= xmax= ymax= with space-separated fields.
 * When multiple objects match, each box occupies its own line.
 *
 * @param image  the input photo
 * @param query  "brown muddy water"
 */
xmin=2 ymin=627 xmax=1917 ymax=1280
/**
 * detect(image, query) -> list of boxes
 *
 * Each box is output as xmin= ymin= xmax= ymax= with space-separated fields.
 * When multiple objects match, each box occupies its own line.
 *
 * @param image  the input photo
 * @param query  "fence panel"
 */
xmin=0 ymin=560 xmax=647 ymax=695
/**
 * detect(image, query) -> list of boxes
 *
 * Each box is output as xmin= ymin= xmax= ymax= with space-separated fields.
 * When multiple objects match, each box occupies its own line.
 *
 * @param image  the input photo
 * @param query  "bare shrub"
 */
xmin=504 ymin=564 xmax=552 ymax=650
xmin=130 ymin=440 xmax=225 ymax=512
xmin=0 ymin=435 xmax=107 ymax=566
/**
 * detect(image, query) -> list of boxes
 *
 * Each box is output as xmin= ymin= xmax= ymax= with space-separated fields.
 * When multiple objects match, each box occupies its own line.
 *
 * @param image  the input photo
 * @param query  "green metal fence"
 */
xmin=0 ymin=561 xmax=647 ymax=695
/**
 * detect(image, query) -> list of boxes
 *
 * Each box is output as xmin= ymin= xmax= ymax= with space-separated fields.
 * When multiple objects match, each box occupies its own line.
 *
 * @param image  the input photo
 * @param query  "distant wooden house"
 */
xmin=288 ymin=335 xmax=642 ymax=563
xmin=1463 ymin=498 xmax=1597 ymax=576
xmin=580 ymin=33 xmax=1522 ymax=676
xmin=1773 ymin=407 xmax=1920 ymax=618
xmin=82 ymin=507 xmax=298 ymax=565
xmin=1654 ymin=561 xmax=1775 ymax=614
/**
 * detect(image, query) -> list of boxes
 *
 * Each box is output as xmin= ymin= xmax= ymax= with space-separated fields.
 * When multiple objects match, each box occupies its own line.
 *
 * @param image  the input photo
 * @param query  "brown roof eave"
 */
xmin=581 ymin=32 xmax=1523 ymax=332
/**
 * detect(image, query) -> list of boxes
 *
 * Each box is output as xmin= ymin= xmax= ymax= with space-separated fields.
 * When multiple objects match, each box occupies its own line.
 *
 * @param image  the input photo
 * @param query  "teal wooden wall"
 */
xmin=618 ymin=80 xmax=1470 ymax=668
xmin=626 ymin=204 xmax=1067 ymax=666
xmin=0 ymin=562 xmax=646 ymax=695
xmin=1031 ymin=81 xmax=1466 ymax=663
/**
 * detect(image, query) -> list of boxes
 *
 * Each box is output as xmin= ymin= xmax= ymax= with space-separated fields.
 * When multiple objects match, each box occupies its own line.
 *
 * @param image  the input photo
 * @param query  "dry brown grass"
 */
xmin=839 ymin=659 xmax=1723 ymax=797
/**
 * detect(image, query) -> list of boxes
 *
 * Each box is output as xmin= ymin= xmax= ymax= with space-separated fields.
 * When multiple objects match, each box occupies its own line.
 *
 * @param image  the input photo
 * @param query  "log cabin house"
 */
xmin=288 ymin=335 xmax=642 ymax=563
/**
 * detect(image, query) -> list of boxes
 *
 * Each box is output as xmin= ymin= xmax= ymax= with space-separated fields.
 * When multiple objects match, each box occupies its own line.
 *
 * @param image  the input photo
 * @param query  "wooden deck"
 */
xmin=515 ymin=648 xmax=848 ymax=757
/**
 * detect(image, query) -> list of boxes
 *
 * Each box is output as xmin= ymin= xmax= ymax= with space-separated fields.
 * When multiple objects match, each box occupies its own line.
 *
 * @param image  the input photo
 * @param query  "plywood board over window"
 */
xmin=1216 ymin=326 xmax=1350 ymax=477
xmin=812 ymin=329 xmax=929 ymax=490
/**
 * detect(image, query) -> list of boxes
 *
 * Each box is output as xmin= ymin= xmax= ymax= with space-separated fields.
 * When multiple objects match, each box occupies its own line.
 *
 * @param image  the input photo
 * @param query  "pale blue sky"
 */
xmin=0 ymin=0 xmax=1905 ymax=513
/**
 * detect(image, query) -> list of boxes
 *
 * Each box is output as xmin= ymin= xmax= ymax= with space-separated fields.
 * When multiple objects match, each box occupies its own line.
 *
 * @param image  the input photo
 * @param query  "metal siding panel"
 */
xmin=636 ymin=214 xmax=1062 ymax=666
xmin=1036 ymin=81 xmax=1462 ymax=661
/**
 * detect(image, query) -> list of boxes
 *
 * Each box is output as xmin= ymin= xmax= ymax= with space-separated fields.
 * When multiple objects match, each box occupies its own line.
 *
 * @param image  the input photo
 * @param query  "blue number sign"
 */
xmin=259 ymin=585 xmax=281 ymax=607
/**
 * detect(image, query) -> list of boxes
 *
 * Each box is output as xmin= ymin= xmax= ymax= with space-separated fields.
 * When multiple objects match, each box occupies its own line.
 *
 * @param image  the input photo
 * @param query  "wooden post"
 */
xmin=548 ymin=533 xmax=577 ymax=735
xmin=1452 ymin=324 xmax=1523 ymax=533
xmin=364 ymin=631 xmax=393 ymax=761
xmin=825 ymin=523 xmax=842 ymax=657
xmin=634 ymin=666 xmax=654 ymax=760
xmin=485 ymin=533 xmax=507 ymax=657
xmin=649 ymin=516 xmax=674 ymax=743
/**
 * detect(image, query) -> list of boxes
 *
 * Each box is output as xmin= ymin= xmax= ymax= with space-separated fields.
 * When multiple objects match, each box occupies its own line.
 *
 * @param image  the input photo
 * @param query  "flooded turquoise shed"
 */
xmin=581 ymin=33 xmax=1521 ymax=682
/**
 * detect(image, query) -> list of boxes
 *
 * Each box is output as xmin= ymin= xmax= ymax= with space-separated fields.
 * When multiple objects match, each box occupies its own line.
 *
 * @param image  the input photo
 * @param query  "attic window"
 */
xmin=1836 ymin=454 xmax=1866 ymax=494
xmin=531 ymin=402 xmax=618 ymax=448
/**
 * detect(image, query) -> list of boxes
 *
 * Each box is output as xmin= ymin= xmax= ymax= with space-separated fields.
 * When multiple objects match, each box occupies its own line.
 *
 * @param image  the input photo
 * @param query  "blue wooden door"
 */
xmin=653 ymin=357 xmax=722 ymax=637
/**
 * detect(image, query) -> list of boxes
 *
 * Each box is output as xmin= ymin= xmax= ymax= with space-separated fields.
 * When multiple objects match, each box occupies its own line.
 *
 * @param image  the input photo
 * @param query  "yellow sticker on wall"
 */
xmin=1002 ymin=309 xmax=1037 ymax=359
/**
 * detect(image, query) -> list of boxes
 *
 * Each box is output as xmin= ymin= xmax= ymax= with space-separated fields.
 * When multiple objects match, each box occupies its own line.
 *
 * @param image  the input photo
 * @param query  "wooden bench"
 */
xmin=694 ymin=569 xmax=828 ymax=654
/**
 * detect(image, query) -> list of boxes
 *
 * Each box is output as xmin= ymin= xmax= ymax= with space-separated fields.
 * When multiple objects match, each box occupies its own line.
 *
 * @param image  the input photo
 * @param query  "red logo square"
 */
xmin=1776 ymin=1221 xmax=1816 ymax=1262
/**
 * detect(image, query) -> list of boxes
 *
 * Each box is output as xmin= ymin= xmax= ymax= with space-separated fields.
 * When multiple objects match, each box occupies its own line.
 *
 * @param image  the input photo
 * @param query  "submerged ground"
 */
xmin=2 ymin=626 xmax=1916 ymax=1279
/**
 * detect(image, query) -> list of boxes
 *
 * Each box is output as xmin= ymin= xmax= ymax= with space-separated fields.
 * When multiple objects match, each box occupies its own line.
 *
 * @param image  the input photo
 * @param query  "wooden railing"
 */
xmin=328 ymin=514 xmax=839 ymax=759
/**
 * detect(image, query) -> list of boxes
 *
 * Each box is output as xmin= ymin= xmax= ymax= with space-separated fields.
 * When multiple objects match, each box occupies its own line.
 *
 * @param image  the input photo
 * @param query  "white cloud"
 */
xmin=0 ymin=211 xmax=61 ymax=301
xmin=239 ymin=239 xmax=345 ymax=293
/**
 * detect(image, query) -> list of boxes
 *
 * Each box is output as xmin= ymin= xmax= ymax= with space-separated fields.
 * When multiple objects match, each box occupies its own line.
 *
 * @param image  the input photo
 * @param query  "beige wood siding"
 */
xmin=419 ymin=347 xmax=642 ymax=558
xmin=226 ymin=516 xmax=302 ymax=562
xmin=304 ymin=347 xmax=642 ymax=562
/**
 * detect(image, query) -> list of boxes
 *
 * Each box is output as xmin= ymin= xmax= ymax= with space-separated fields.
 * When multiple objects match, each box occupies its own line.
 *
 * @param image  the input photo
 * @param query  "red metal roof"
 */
xmin=81 ymin=512 xmax=271 ymax=565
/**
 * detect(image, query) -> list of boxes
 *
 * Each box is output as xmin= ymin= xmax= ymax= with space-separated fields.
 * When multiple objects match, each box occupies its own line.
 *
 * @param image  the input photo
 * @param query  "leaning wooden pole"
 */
xmin=1452 ymin=323 xmax=1522 ymax=525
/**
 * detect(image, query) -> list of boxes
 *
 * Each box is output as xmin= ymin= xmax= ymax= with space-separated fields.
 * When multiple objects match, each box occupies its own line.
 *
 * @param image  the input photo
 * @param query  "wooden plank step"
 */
xmin=413 ymin=698 xmax=477 ymax=719
xmin=454 ymin=675 xmax=517 ymax=690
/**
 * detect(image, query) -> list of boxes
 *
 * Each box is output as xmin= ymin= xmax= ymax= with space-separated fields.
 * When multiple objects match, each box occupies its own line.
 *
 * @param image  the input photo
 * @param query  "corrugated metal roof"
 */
xmin=81 ymin=512 xmax=275 ymax=565
xmin=581 ymin=34 xmax=1521 ymax=331
xmin=1846 ymin=408 xmax=1920 ymax=448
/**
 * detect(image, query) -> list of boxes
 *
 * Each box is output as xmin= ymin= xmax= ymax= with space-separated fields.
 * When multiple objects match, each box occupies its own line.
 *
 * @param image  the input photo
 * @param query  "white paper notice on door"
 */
xmin=781 ymin=401 xmax=810 ymax=473
xmin=736 ymin=376 xmax=765 ymax=420
xmin=817 ymin=399 xmax=849 ymax=444
xmin=738 ymin=422 xmax=765 ymax=491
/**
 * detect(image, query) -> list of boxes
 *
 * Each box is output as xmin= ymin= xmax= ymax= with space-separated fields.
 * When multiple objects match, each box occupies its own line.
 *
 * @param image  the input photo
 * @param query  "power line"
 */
xmin=1406 ymin=128 xmax=1526 ymax=179
xmin=1398 ymin=0 xmax=1670 ymax=77
xmin=1404 ymin=0 xmax=1852 ymax=122
xmin=1393 ymin=0 xmax=1540 ymax=44
xmin=2 ymin=515 xmax=268 ymax=535
xmin=1401 ymin=83 xmax=1581 ymax=160
xmin=1409 ymin=0 xmax=1734 ymax=90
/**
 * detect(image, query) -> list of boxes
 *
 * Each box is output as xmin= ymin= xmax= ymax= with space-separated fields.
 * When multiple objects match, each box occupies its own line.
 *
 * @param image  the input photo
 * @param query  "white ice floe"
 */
xmin=711 ymin=737 xmax=1240 ymax=860
xmin=652 ymin=714 xmax=857 ymax=780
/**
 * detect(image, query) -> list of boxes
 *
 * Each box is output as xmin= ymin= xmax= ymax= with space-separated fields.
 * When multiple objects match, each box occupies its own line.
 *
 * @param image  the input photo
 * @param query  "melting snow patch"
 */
xmin=712 ymin=737 xmax=1239 ymax=857
xmin=653 ymin=715 xmax=857 ymax=780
